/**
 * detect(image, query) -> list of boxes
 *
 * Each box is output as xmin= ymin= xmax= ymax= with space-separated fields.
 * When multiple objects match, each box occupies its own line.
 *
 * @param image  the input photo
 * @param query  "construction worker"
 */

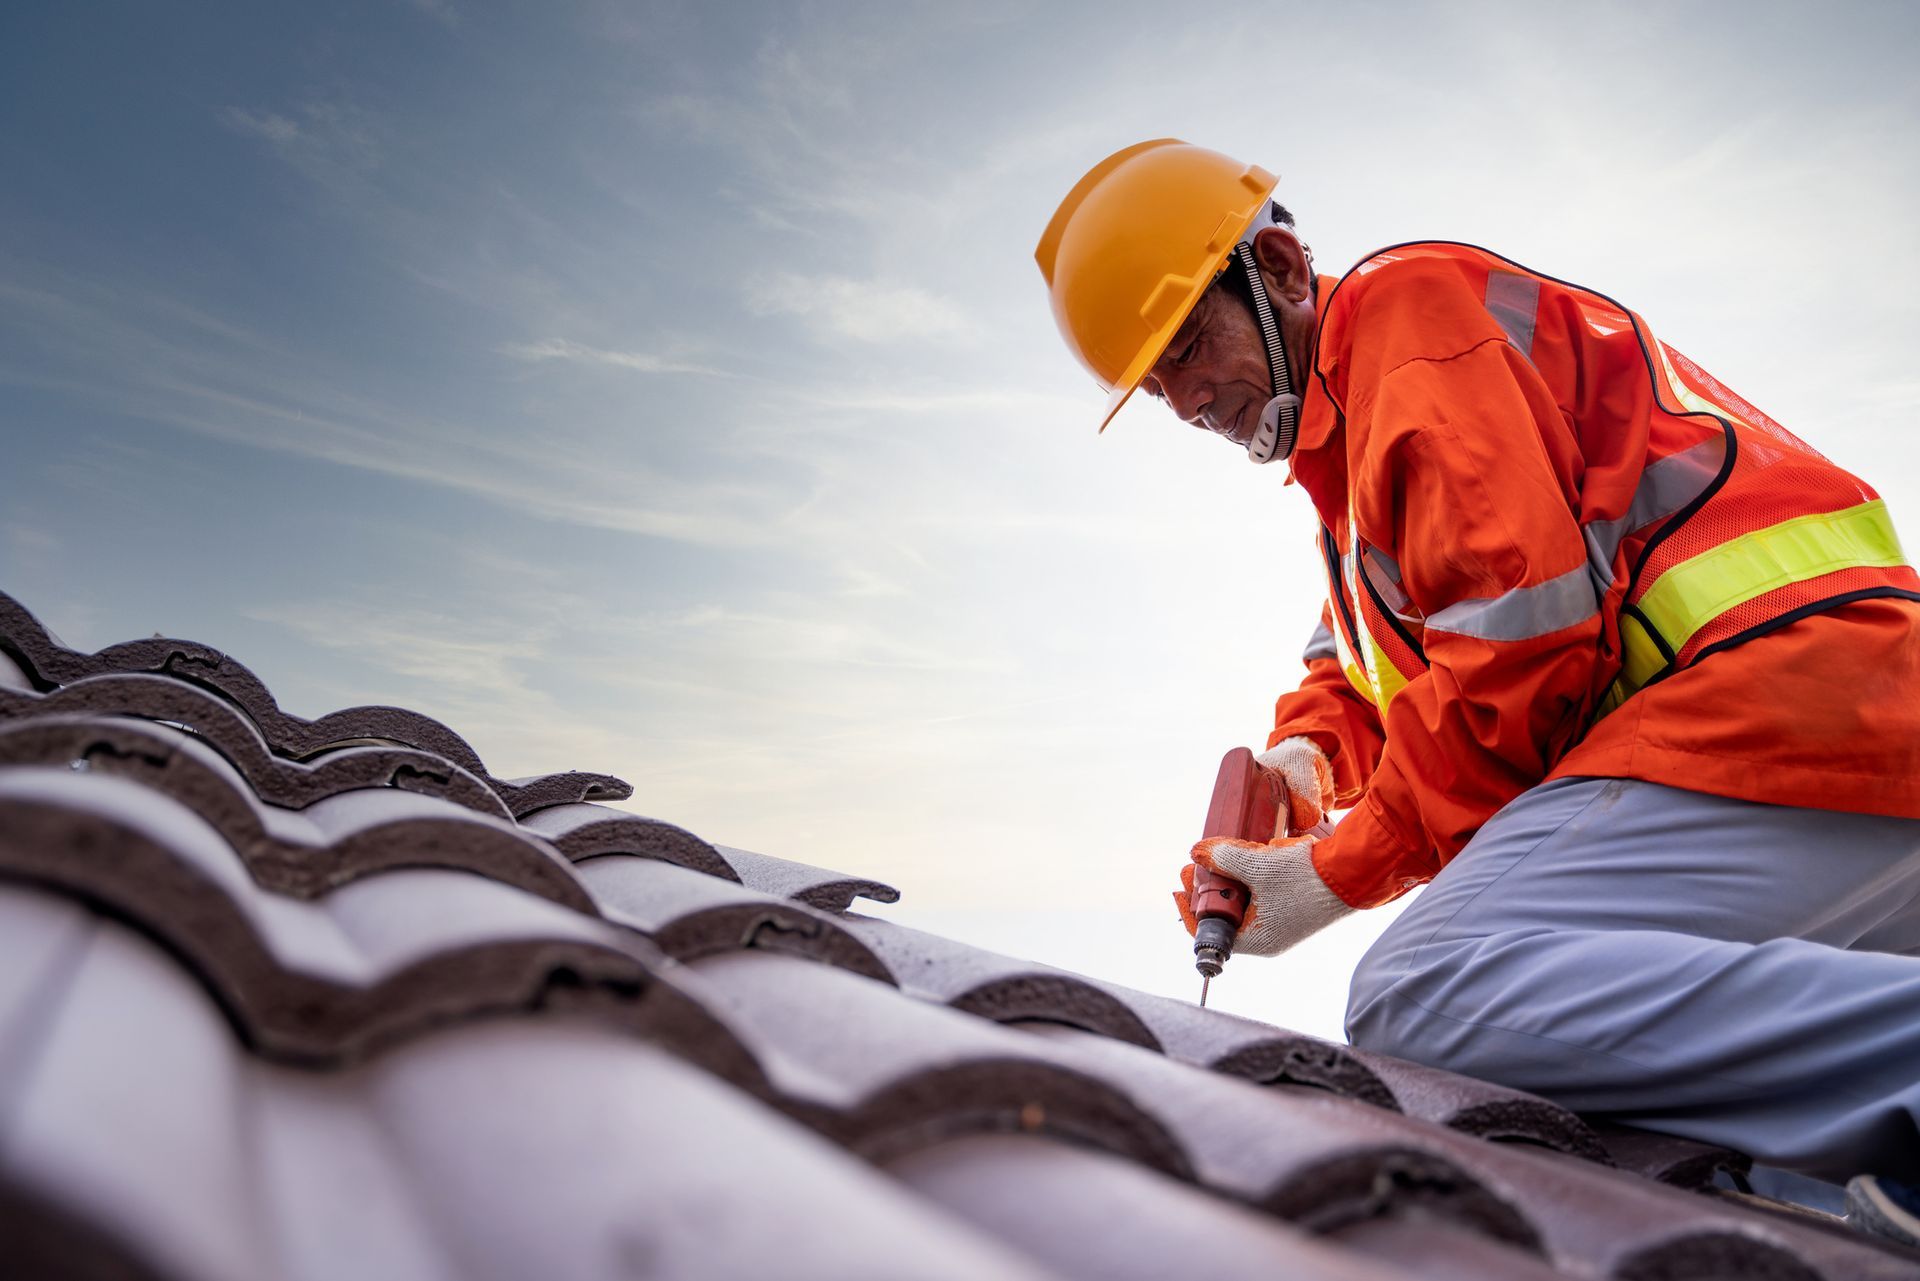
xmin=1036 ymin=140 xmax=1920 ymax=1233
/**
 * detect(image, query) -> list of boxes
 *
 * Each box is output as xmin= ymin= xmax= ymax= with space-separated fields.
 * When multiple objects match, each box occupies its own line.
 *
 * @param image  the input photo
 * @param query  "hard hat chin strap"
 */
xmin=1231 ymin=240 xmax=1301 ymax=466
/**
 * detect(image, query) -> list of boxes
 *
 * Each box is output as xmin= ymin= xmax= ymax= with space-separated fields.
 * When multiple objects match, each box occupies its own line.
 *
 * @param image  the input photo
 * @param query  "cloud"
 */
xmin=792 ymin=386 xmax=1084 ymax=417
xmin=0 ymin=266 xmax=801 ymax=547
xmin=748 ymin=272 xmax=974 ymax=344
xmin=241 ymin=589 xmax=648 ymax=784
xmin=217 ymin=98 xmax=386 ymax=180
xmin=219 ymin=108 xmax=301 ymax=145
xmin=500 ymin=337 xmax=725 ymax=377
xmin=142 ymin=377 xmax=786 ymax=546
xmin=245 ymin=600 xmax=544 ymax=693
xmin=654 ymin=602 xmax=1002 ymax=674
xmin=2 ymin=522 xmax=61 ymax=577
xmin=403 ymin=0 xmax=458 ymax=26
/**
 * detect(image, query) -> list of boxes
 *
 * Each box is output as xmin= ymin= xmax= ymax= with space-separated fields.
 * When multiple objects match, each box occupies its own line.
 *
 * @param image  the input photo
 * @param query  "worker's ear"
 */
xmin=1251 ymin=226 xmax=1313 ymax=303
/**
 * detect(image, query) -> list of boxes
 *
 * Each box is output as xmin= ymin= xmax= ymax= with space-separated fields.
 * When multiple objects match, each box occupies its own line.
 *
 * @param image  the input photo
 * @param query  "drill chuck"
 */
xmin=1194 ymin=916 xmax=1235 ymax=979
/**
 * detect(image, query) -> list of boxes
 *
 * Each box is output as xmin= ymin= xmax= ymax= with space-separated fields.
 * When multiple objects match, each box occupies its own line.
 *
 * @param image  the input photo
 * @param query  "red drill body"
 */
xmin=1193 ymin=747 xmax=1284 ymax=1001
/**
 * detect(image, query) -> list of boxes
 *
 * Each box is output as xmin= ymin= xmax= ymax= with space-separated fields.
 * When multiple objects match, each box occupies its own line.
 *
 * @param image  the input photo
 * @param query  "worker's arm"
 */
xmin=1267 ymin=603 xmax=1386 ymax=805
xmin=1310 ymin=276 xmax=1604 ymax=909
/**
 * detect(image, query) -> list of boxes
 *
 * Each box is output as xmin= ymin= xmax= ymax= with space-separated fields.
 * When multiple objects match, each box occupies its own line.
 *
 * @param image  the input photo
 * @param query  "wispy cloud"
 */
xmin=0 ymin=266 xmax=795 ymax=547
xmin=403 ymin=0 xmax=458 ymax=27
xmin=791 ymin=386 xmax=1084 ymax=417
xmin=219 ymin=99 xmax=385 ymax=175
xmin=245 ymin=600 xmax=544 ymax=692
xmin=748 ymin=272 xmax=974 ymax=344
xmin=500 ymin=337 xmax=726 ymax=377
xmin=652 ymin=602 xmax=1003 ymax=674
xmin=2 ymin=522 xmax=61 ymax=577
xmin=143 ymin=377 xmax=787 ymax=546
xmin=219 ymin=108 xmax=301 ymax=145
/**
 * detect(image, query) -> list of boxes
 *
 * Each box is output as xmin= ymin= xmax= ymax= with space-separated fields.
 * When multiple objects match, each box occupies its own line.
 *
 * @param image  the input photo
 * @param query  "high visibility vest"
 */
xmin=1315 ymin=242 xmax=1919 ymax=721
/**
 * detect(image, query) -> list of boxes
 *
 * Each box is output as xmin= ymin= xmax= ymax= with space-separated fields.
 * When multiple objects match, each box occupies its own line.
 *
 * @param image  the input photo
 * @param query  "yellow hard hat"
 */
xmin=1036 ymin=139 xmax=1278 ymax=431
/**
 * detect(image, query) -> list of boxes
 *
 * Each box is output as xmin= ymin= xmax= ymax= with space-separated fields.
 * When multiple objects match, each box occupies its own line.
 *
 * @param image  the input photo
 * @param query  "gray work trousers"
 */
xmin=1345 ymin=777 xmax=1920 ymax=1182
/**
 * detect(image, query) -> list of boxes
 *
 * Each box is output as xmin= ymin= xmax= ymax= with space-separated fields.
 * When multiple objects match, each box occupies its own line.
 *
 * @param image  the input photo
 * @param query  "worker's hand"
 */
xmin=1175 ymin=834 xmax=1355 ymax=957
xmin=1255 ymin=736 xmax=1336 ymax=831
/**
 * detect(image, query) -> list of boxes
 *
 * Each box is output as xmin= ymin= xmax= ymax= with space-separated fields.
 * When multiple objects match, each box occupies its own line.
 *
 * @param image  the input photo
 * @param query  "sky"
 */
xmin=3 ymin=0 xmax=1917 ymax=1039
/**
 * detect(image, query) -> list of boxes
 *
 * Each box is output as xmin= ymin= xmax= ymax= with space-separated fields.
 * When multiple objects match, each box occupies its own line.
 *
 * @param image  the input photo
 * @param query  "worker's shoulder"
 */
xmin=1325 ymin=242 xmax=1496 ymax=314
xmin=1316 ymin=242 xmax=1508 ymax=369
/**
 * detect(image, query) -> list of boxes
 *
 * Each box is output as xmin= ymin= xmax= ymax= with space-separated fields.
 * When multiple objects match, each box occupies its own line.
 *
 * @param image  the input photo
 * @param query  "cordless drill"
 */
xmin=1191 ymin=747 xmax=1284 ymax=1006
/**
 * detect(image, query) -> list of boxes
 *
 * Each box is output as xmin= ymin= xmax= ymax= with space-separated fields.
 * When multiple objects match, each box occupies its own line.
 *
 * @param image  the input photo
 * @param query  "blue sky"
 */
xmin=5 ymin=0 xmax=1918 ymax=1034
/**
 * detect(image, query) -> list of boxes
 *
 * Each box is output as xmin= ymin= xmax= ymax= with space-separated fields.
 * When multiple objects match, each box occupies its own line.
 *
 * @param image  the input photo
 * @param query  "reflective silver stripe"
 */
xmin=1582 ymin=435 xmax=1728 ymax=590
xmin=1361 ymin=546 xmax=1412 ymax=615
xmin=1583 ymin=528 xmax=1617 ymax=596
xmin=1425 ymin=564 xmax=1598 ymax=641
xmin=1303 ymin=616 xmax=1337 ymax=663
xmin=1484 ymin=271 xmax=1540 ymax=361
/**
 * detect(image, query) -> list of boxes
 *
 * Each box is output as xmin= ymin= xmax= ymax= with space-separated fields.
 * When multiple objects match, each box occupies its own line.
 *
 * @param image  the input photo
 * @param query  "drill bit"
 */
xmin=1199 ymin=973 xmax=1211 ymax=1007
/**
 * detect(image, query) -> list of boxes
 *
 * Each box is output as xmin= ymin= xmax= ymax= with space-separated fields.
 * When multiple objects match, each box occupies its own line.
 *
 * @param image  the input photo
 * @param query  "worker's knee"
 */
xmin=1343 ymin=924 xmax=1505 ymax=1081
xmin=1345 ymin=922 xmax=1622 ymax=1095
xmin=1345 ymin=972 xmax=1468 ymax=1079
xmin=1343 ymin=936 xmax=1432 ymax=1063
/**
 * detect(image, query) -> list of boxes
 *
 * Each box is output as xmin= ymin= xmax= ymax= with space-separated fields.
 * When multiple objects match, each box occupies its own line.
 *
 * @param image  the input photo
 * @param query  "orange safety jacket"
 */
xmin=1277 ymin=243 xmax=1920 ymax=910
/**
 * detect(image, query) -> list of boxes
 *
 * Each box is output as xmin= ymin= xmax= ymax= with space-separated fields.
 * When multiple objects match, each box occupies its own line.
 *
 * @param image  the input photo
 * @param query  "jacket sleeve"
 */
xmin=1268 ymin=603 xmax=1386 ymax=805
xmin=1309 ymin=296 xmax=1603 ymax=909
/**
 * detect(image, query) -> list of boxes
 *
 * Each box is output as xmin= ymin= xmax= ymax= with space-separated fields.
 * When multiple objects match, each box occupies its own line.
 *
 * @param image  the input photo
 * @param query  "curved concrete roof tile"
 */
xmin=840 ymin=913 xmax=1162 ymax=1050
xmin=0 ymin=887 xmax=1054 ymax=1281
xmin=520 ymin=802 xmax=738 ymax=881
xmin=714 ymin=843 xmax=900 ymax=909
xmin=575 ymin=854 xmax=894 ymax=980
xmin=683 ymin=951 xmax=1193 ymax=1178
xmin=0 ymin=677 xmax=512 ymax=819
xmin=0 ymin=772 xmax=749 ymax=1074
xmin=0 ymin=591 xmax=630 ymax=816
xmin=890 ymin=1134 xmax=1426 ymax=1281
xmin=0 ymin=716 xmax=591 ymax=914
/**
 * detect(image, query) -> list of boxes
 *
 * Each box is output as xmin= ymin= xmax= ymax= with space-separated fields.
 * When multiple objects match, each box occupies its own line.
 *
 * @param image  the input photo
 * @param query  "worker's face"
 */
xmin=1139 ymin=225 xmax=1316 ymax=449
xmin=1139 ymin=285 xmax=1274 ymax=448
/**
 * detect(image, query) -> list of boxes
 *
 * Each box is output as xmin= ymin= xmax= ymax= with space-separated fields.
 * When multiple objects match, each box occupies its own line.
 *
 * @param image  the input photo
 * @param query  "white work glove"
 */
xmin=1188 ymin=831 xmax=1354 ymax=957
xmin=1254 ymin=735 xmax=1337 ymax=831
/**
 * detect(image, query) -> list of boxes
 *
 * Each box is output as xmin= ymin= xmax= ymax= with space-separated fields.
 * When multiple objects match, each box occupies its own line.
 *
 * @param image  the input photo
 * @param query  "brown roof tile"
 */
xmin=576 ymin=853 xmax=894 ymax=978
xmin=0 ymin=677 xmax=513 ymax=818
xmin=0 ymin=884 xmax=1053 ymax=1281
xmin=890 ymin=1134 xmax=1424 ymax=1280
xmin=2 ymin=589 xmax=1914 ymax=1281
xmin=0 ymin=591 xmax=629 ymax=815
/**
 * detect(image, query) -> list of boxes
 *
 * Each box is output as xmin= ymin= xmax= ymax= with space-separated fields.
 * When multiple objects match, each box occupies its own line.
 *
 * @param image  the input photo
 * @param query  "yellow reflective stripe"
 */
xmin=1334 ymin=571 xmax=1415 ymax=712
xmin=1342 ymin=662 xmax=1372 ymax=702
xmin=1636 ymin=500 xmax=1907 ymax=656
xmin=1617 ymin=610 xmax=1670 ymax=693
xmin=1332 ymin=612 xmax=1373 ymax=703
xmin=1367 ymin=633 xmax=1411 ymax=712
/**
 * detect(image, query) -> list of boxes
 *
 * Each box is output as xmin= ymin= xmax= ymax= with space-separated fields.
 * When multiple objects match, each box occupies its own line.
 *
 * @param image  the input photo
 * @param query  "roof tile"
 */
xmin=575 ymin=853 xmax=894 ymax=978
xmin=0 ymin=715 xmax=587 ymax=910
xmin=0 ymin=771 xmax=744 ymax=1070
xmin=3 ymin=589 xmax=1914 ymax=1280
xmin=0 ymin=678 xmax=513 ymax=819
xmin=520 ymin=801 xmax=738 ymax=879
xmin=0 ymin=885 xmax=1057 ymax=1281
xmin=890 ymin=1134 xmax=1420 ymax=1281
xmin=713 ymin=842 xmax=901 ymax=909
xmin=0 ymin=590 xmax=630 ymax=816
xmin=840 ymin=912 xmax=1162 ymax=1048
